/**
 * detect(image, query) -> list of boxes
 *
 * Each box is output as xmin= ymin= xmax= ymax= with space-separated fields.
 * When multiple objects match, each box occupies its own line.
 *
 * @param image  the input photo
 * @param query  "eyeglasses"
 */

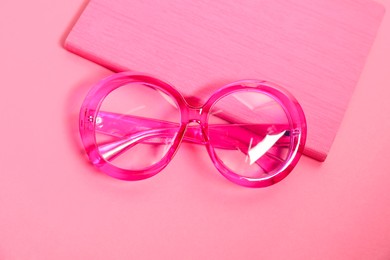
xmin=79 ymin=72 xmax=307 ymax=188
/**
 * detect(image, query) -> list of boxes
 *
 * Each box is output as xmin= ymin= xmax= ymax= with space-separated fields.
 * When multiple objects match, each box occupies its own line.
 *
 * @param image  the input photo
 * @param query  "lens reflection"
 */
xmin=208 ymin=90 xmax=292 ymax=178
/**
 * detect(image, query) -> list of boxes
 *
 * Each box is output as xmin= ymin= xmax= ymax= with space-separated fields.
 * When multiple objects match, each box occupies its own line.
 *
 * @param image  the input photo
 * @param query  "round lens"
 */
xmin=208 ymin=89 xmax=293 ymax=179
xmin=94 ymin=82 xmax=181 ymax=170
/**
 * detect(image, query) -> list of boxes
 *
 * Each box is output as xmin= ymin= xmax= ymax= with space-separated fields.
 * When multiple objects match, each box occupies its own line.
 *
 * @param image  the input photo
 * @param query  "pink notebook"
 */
xmin=65 ymin=0 xmax=385 ymax=161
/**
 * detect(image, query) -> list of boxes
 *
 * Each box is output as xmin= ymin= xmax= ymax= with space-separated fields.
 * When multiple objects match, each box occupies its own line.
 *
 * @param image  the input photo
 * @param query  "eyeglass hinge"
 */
xmin=80 ymin=109 xmax=96 ymax=130
xmin=291 ymin=129 xmax=301 ymax=136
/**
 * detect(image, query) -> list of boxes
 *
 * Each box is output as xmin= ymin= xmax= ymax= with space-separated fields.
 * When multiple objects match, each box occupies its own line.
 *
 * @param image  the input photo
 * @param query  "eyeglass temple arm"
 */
xmin=96 ymin=128 xmax=178 ymax=162
xmin=93 ymin=111 xmax=290 ymax=160
xmin=95 ymin=111 xmax=291 ymax=144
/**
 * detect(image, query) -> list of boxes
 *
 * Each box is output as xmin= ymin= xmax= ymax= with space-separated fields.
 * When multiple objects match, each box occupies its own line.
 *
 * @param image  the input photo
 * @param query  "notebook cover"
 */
xmin=65 ymin=0 xmax=385 ymax=161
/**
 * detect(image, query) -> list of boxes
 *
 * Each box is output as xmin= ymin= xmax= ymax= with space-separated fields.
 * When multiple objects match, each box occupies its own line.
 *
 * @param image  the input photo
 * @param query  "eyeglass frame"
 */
xmin=79 ymin=71 xmax=307 ymax=188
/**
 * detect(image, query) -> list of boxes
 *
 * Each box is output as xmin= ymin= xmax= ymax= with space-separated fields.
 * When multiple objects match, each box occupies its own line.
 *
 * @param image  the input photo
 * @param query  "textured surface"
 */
xmin=65 ymin=0 xmax=385 ymax=161
xmin=1 ymin=0 xmax=390 ymax=259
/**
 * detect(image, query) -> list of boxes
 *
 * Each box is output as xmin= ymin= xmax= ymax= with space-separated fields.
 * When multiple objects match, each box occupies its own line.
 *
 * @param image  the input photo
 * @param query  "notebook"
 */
xmin=65 ymin=0 xmax=385 ymax=161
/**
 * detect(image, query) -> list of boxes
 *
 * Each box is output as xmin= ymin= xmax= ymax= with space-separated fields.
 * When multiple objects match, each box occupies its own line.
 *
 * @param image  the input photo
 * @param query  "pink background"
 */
xmin=65 ymin=0 xmax=385 ymax=162
xmin=1 ymin=0 xmax=390 ymax=259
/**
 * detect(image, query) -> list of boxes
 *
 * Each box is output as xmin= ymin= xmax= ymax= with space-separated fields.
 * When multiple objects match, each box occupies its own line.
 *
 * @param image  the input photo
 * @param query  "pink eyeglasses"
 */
xmin=79 ymin=72 xmax=307 ymax=188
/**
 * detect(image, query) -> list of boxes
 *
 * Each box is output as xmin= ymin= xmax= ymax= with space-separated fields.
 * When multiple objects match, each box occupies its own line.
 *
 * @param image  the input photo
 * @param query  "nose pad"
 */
xmin=183 ymin=121 xmax=207 ymax=145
